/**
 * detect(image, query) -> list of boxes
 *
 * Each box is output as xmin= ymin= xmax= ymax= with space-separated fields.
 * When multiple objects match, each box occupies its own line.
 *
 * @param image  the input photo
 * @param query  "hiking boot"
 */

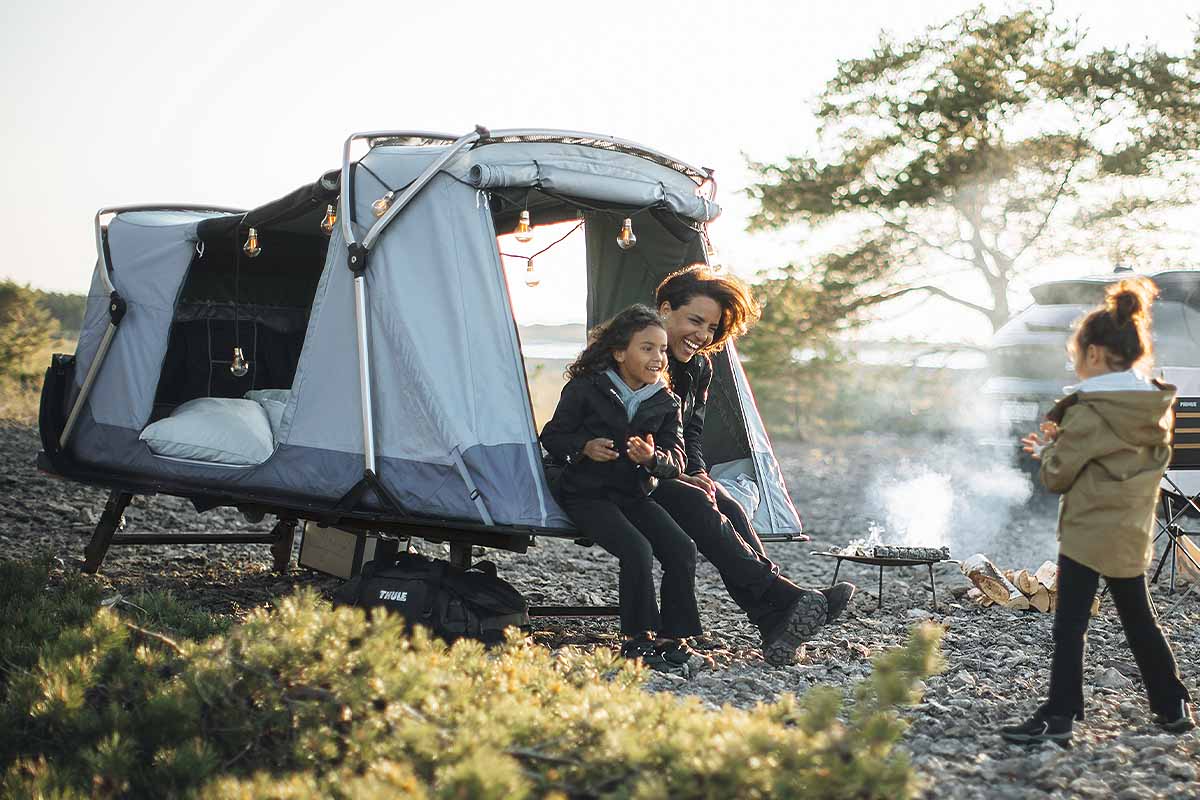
xmin=820 ymin=582 xmax=856 ymax=624
xmin=999 ymin=712 xmax=1073 ymax=745
xmin=1154 ymin=700 xmax=1197 ymax=733
xmin=619 ymin=637 xmax=664 ymax=668
xmin=761 ymin=589 xmax=827 ymax=667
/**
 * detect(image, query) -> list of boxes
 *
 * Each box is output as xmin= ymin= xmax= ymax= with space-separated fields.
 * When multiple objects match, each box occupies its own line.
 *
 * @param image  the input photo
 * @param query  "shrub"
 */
xmin=0 ymin=282 xmax=58 ymax=380
xmin=1 ymin=558 xmax=942 ymax=799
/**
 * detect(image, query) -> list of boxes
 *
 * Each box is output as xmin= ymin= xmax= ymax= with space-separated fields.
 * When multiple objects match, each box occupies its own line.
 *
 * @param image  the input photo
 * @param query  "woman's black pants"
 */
xmin=651 ymin=478 xmax=800 ymax=630
xmin=1042 ymin=554 xmax=1191 ymax=720
xmin=559 ymin=494 xmax=702 ymax=639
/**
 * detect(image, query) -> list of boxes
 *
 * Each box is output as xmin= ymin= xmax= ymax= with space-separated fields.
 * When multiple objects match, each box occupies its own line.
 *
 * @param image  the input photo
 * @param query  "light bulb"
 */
xmin=372 ymin=191 xmax=394 ymax=218
xmin=616 ymin=218 xmax=637 ymax=251
xmin=514 ymin=210 xmax=534 ymax=243
xmin=320 ymin=204 xmax=337 ymax=235
xmin=524 ymin=258 xmax=540 ymax=288
xmin=230 ymin=347 xmax=249 ymax=377
xmin=242 ymin=228 xmax=261 ymax=258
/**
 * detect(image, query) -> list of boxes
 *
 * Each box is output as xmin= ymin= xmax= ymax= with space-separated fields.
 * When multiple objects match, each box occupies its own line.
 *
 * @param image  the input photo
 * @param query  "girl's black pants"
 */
xmin=559 ymin=493 xmax=703 ymax=639
xmin=1042 ymin=554 xmax=1190 ymax=720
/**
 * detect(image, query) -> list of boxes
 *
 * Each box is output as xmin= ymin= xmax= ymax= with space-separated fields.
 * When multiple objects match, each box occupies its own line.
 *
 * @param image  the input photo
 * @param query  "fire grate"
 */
xmin=814 ymin=545 xmax=953 ymax=610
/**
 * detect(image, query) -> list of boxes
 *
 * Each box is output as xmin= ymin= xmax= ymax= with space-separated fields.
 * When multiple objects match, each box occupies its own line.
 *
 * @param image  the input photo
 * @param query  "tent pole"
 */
xmin=352 ymin=274 xmax=377 ymax=474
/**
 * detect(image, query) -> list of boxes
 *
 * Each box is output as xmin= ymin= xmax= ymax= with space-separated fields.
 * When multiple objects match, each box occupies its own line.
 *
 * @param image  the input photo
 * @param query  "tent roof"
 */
xmin=197 ymin=170 xmax=340 ymax=240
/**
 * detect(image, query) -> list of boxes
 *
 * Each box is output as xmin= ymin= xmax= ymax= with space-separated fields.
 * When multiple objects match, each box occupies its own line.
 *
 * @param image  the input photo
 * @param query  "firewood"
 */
xmin=1030 ymin=586 xmax=1052 ymax=613
xmin=1005 ymin=593 xmax=1031 ymax=611
xmin=1003 ymin=569 xmax=1016 ymax=583
xmin=1034 ymin=561 xmax=1058 ymax=592
xmin=1090 ymin=595 xmax=1102 ymax=616
xmin=1015 ymin=569 xmax=1039 ymax=596
xmin=961 ymin=554 xmax=1024 ymax=606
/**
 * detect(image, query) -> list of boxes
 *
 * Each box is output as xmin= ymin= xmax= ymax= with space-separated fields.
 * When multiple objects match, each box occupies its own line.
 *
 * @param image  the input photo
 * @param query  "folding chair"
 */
xmin=1152 ymin=369 xmax=1200 ymax=595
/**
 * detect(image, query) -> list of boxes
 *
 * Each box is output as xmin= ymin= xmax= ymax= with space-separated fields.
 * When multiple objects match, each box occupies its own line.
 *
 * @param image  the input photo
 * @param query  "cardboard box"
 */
xmin=298 ymin=522 xmax=399 ymax=579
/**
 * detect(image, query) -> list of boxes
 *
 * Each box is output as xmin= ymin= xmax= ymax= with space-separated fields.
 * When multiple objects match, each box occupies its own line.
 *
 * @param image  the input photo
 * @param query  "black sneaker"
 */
xmin=820 ymin=582 xmax=856 ymax=624
xmin=762 ymin=590 xmax=827 ymax=667
xmin=999 ymin=712 xmax=1074 ymax=745
xmin=655 ymin=638 xmax=698 ymax=668
xmin=1154 ymin=700 xmax=1197 ymax=733
xmin=619 ymin=638 xmax=662 ymax=666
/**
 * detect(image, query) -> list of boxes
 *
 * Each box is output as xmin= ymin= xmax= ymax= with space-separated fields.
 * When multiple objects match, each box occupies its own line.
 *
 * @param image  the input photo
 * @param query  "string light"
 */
xmin=514 ymin=210 xmax=534 ymax=242
xmin=616 ymin=217 xmax=637 ymax=251
xmin=242 ymin=227 xmax=261 ymax=258
xmin=320 ymin=204 xmax=337 ymax=235
xmin=372 ymin=191 xmax=395 ymax=218
xmin=230 ymin=346 xmax=249 ymax=377
xmin=498 ymin=220 xmax=585 ymax=290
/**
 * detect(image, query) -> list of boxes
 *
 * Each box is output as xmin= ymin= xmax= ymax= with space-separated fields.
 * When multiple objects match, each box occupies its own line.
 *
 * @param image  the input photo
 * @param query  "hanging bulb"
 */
xmin=319 ymin=204 xmax=337 ymax=235
xmin=230 ymin=347 xmax=249 ymax=377
xmin=242 ymin=228 xmax=261 ymax=258
xmin=524 ymin=258 xmax=540 ymax=288
xmin=372 ymin=191 xmax=395 ymax=218
xmin=616 ymin=217 xmax=637 ymax=251
xmin=514 ymin=209 xmax=534 ymax=243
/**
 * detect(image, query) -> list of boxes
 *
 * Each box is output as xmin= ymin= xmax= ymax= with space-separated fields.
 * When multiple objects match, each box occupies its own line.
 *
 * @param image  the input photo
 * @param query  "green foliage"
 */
xmin=33 ymin=290 xmax=87 ymax=335
xmin=0 ymin=281 xmax=59 ymax=379
xmin=0 ymin=557 xmax=943 ymax=799
xmin=746 ymin=4 xmax=1200 ymax=333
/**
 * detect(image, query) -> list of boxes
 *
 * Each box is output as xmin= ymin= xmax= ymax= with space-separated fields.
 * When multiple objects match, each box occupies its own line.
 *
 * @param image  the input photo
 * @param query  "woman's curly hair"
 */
xmin=655 ymin=265 xmax=762 ymax=352
xmin=566 ymin=305 xmax=668 ymax=385
xmin=1069 ymin=276 xmax=1159 ymax=372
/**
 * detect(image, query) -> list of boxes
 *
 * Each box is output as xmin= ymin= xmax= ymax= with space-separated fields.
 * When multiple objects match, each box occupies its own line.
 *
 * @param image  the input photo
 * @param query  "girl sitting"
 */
xmin=540 ymin=305 xmax=701 ymax=669
xmin=1001 ymin=277 xmax=1194 ymax=745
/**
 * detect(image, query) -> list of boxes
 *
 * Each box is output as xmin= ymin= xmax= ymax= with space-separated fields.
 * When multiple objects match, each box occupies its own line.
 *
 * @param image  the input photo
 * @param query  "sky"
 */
xmin=2 ymin=0 xmax=1197 ymax=345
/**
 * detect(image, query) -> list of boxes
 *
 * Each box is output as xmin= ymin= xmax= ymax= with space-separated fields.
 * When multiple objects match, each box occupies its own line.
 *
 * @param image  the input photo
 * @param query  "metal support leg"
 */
xmin=269 ymin=518 xmax=298 ymax=572
xmin=878 ymin=565 xmax=884 ymax=610
xmin=449 ymin=542 xmax=473 ymax=570
xmin=83 ymin=491 xmax=132 ymax=573
xmin=928 ymin=563 xmax=937 ymax=609
xmin=831 ymin=558 xmax=842 ymax=587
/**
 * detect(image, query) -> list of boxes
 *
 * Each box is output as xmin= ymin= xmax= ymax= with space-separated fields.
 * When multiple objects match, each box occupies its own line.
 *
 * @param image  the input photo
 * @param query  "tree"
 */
xmin=0 ymin=281 xmax=58 ymax=378
xmin=745 ymin=5 xmax=1200 ymax=334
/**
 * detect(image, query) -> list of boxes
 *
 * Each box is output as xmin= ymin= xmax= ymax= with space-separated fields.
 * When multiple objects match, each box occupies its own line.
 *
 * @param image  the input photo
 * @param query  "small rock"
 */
xmin=1095 ymin=667 xmax=1132 ymax=689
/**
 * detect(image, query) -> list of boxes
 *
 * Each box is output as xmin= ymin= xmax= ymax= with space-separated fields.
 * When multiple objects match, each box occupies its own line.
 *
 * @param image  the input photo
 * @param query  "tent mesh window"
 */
xmin=152 ymin=217 xmax=329 ymax=419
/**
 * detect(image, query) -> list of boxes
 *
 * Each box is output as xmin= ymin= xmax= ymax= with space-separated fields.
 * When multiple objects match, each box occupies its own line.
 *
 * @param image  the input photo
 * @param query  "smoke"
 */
xmin=860 ymin=444 xmax=1058 ymax=568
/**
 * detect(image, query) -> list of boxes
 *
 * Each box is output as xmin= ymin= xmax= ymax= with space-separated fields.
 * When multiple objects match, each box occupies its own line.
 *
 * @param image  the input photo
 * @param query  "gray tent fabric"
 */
xmin=75 ymin=211 xmax=226 ymax=430
xmin=63 ymin=136 xmax=796 ymax=536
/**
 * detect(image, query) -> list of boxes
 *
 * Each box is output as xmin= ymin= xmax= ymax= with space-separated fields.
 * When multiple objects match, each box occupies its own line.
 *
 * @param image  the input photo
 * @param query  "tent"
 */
xmin=38 ymin=127 xmax=803 ymax=571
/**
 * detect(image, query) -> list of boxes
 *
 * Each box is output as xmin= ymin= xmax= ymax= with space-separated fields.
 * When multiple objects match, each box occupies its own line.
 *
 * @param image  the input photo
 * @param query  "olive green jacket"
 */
xmin=1040 ymin=382 xmax=1175 ymax=578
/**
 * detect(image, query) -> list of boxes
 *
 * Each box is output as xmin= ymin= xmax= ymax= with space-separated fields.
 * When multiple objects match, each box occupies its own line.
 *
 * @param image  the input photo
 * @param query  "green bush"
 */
xmin=1 ymin=558 xmax=942 ymax=799
xmin=0 ymin=281 xmax=58 ymax=380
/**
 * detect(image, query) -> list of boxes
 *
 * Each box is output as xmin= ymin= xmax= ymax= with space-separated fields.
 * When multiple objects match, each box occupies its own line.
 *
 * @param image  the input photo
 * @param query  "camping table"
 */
xmin=813 ymin=551 xmax=950 ymax=610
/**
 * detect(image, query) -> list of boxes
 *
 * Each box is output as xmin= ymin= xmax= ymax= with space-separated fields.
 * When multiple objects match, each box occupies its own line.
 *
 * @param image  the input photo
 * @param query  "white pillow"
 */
xmin=245 ymin=389 xmax=291 ymax=440
xmin=245 ymin=388 xmax=291 ymax=405
xmin=141 ymin=397 xmax=275 ymax=466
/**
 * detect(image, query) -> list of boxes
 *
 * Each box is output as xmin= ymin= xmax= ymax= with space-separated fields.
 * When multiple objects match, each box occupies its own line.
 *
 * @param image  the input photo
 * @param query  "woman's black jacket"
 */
xmin=668 ymin=353 xmax=712 ymax=476
xmin=540 ymin=372 xmax=686 ymax=500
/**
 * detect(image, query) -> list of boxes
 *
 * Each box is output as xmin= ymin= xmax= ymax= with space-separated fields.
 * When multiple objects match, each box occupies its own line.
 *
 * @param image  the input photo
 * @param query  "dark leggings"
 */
xmin=653 ymin=478 xmax=799 ymax=628
xmin=1042 ymin=554 xmax=1190 ymax=720
xmin=560 ymin=494 xmax=702 ymax=639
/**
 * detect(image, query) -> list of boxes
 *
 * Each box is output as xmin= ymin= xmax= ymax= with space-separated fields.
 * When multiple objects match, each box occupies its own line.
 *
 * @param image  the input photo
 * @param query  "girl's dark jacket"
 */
xmin=668 ymin=353 xmax=712 ymax=476
xmin=540 ymin=371 xmax=686 ymax=500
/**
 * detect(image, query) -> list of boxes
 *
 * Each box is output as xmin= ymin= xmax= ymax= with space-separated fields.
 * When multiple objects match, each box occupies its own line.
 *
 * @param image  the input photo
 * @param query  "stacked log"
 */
xmin=962 ymin=554 xmax=1101 ymax=615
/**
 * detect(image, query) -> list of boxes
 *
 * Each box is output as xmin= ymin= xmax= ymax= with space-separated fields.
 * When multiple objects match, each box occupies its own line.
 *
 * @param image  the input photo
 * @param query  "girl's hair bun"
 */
xmin=1106 ymin=276 xmax=1158 ymax=326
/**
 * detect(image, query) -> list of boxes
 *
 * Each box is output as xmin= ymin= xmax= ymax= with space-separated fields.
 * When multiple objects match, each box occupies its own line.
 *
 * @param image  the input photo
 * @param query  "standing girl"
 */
xmin=1001 ymin=277 xmax=1194 ymax=744
xmin=541 ymin=305 xmax=702 ymax=668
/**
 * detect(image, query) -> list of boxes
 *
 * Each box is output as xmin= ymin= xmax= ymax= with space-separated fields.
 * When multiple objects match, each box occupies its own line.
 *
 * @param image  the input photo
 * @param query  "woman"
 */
xmin=651 ymin=265 xmax=854 ymax=666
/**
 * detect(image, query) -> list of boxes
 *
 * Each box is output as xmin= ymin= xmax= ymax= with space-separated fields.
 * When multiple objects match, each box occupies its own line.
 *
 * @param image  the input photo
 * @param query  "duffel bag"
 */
xmin=333 ymin=552 xmax=529 ymax=644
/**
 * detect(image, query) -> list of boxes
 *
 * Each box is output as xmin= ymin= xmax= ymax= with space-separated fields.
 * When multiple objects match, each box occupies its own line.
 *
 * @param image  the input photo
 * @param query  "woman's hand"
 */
xmin=582 ymin=438 xmax=619 ymax=462
xmin=626 ymin=434 xmax=656 ymax=466
xmin=680 ymin=471 xmax=717 ymax=498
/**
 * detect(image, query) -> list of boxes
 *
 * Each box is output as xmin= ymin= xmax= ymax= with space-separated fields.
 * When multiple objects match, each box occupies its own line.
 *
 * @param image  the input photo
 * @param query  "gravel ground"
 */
xmin=3 ymin=422 xmax=1198 ymax=798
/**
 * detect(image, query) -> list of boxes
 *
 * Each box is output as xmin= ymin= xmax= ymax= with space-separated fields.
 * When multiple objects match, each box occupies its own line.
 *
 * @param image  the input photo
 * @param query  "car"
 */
xmin=981 ymin=268 xmax=1200 ymax=476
